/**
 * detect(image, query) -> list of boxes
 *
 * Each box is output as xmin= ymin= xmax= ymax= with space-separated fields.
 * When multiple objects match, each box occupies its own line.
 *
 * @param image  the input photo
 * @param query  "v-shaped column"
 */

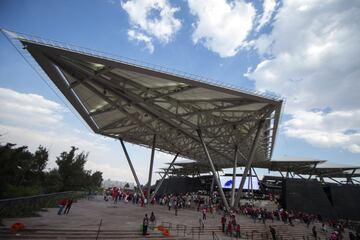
xmin=230 ymin=145 xmax=238 ymax=208
xmin=233 ymin=119 xmax=265 ymax=208
xmin=119 ymin=138 xmax=146 ymax=201
xmin=197 ymin=129 xmax=230 ymax=212
xmin=150 ymin=153 xmax=179 ymax=200
xmin=147 ymin=134 xmax=156 ymax=204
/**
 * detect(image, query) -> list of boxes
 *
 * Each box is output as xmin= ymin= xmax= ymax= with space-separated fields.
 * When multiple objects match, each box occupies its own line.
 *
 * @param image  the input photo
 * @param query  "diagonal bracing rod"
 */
xmin=197 ymin=129 xmax=230 ymax=212
xmin=233 ymin=119 xmax=265 ymax=208
xmin=147 ymin=134 xmax=156 ymax=204
xmin=119 ymin=138 xmax=145 ymax=201
xmin=150 ymin=153 xmax=179 ymax=200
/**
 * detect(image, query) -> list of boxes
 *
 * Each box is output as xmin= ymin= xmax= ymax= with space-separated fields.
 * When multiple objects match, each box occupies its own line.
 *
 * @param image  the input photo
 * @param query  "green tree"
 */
xmin=0 ymin=141 xmax=103 ymax=198
xmin=32 ymin=146 xmax=48 ymax=173
xmin=0 ymin=143 xmax=48 ymax=198
xmin=90 ymin=171 xmax=103 ymax=189
xmin=56 ymin=146 xmax=89 ymax=191
xmin=43 ymin=169 xmax=63 ymax=193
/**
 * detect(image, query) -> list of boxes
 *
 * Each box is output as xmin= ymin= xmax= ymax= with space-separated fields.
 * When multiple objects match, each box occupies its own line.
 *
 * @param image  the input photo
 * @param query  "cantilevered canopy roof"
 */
xmin=324 ymin=169 xmax=360 ymax=178
xmin=7 ymin=30 xmax=282 ymax=168
xmin=169 ymin=162 xmax=223 ymax=175
xmin=252 ymin=156 xmax=326 ymax=172
xmin=295 ymin=162 xmax=360 ymax=176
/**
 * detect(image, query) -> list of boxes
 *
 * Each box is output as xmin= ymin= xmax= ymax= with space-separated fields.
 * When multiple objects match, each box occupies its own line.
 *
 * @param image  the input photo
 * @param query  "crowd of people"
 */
xmin=221 ymin=212 xmax=241 ymax=238
xmin=238 ymin=201 xmax=359 ymax=240
xmin=100 ymin=187 xmax=359 ymax=240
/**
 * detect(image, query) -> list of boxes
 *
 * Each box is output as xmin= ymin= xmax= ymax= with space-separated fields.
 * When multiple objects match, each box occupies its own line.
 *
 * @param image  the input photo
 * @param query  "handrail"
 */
xmin=176 ymin=223 xmax=187 ymax=237
xmin=95 ymin=218 xmax=102 ymax=240
xmin=190 ymin=226 xmax=202 ymax=240
xmin=0 ymin=191 xmax=76 ymax=202
xmin=0 ymin=191 xmax=85 ymax=218
xmin=212 ymin=231 xmax=220 ymax=240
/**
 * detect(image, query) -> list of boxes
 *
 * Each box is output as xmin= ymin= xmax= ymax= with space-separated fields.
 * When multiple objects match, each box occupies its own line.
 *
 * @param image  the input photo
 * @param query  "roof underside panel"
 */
xmin=20 ymin=39 xmax=283 ymax=168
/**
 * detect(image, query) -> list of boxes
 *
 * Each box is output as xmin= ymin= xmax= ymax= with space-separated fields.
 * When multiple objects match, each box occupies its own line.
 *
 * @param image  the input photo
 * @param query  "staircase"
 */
xmin=203 ymin=222 xmax=350 ymax=240
xmin=0 ymin=227 xmax=191 ymax=239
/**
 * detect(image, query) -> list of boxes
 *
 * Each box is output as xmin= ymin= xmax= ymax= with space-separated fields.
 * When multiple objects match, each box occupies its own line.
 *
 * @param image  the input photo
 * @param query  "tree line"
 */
xmin=0 ymin=143 xmax=103 ymax=199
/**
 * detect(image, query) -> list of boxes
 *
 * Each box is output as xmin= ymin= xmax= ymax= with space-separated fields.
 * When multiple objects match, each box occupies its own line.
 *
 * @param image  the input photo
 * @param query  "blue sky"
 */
xmin=0 ymin=0 xmax=359 ymax=183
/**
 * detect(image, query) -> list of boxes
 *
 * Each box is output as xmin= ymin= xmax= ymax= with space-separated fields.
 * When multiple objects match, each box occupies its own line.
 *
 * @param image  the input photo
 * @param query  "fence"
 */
xmin=0 ymin=191 xmax=85 ymax=218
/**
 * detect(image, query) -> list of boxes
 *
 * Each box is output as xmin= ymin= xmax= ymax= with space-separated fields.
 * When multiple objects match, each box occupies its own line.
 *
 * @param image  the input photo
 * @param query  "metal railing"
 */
xmin=190 ymin=226 xmax=203 ymax=240
xmin=161 ymin=221 xmax=172 ymax=230
xmin=212 ymin=231 xmax=220 ymax=240
xmin=176 ymin=223 xmax=187 ymax=237
xmin=95 ymin=218 xmax=102 ymax=240
xmin=0 ymin=191 xmax=85 ymax=218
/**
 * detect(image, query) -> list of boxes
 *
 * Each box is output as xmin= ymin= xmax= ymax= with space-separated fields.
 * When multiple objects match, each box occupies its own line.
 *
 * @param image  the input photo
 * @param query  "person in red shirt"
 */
xmin=236 ymin=224 xmax=241 ymax=239
xmin=57 ymin=199 xmax=67 ymax=215
xmin=227 ymin=221 xmax=232 ymax=236
xmin=64 ymin=199 xmax=74 ymax=214
xmin=221 ymin=215 xmax=226 ymax=232
xmin=202 ymin=208 xmax=207 ymax=220
xmin=140 ymin=197 xmax=144 ymax=207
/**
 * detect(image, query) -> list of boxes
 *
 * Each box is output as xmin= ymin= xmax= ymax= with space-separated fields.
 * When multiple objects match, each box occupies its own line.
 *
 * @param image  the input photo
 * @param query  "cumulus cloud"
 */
xmin=188 ymin=0 xmax=256 ymax=57
xmin=121 ymin=0 xmax=181 ymax=53
xmin=246 ymin=0 xmax=360 ymax=153
xmin=284 ymin=110 xmax=360 ymax=153
xmin=256 ymin=0 xmax=277 ymax=31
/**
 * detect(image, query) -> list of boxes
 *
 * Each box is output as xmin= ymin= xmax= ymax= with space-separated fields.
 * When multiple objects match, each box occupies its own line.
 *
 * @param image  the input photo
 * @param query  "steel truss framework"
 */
xmin=252 ymin=157 xmax=360 ymax=185
xmin=6 ymin=30 xmax=283 ymax=211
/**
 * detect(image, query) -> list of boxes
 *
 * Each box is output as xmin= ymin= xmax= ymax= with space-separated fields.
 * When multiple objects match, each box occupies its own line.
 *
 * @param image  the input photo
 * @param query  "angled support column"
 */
xmin=279 ymin=171 xmax=284 ymax=178
xmin=348 ymin=169 xmax=356 ymax=184
xmin=329 ymin=177 xmax=342 ymax=185
xmin=234 ymin=119 xmax=265 ymax=208
xmin=296 ymin=173 xmax=305 ymax=179
xmin=252 ymin=167 xmax=260 ymax=183
xmin=147 ymin=134 xmax=156 ymax=204
xmin=210 ymin=175 xmax=215 ymax=195
xmin=230 ymin=145 xmax=238 ymax=208
xmin=197 ymin=129 xmax=230 ymax=212
xmin=346 ymin=177 xmax=353 ymax=184
xmin=353 ymin=179 xmax=360 ymax=184
xmin=308 ymin=163 xmax=318 ymax=180
xmin=250 ymin=168 xmax=254 ymax=196
xmin=151 ymin=153 xmax=179 ymax=200
xmin=119 ymin=138 xmax=145 ymax=201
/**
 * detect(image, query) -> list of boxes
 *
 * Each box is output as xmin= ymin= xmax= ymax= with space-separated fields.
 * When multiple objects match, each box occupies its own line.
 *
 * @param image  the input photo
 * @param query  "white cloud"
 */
xmin=284 ymin=110 xmax=360 ymax=153
xmin=0 ymin=88 xmax=127 ymax=179
xmin=247 ymin=0 xmax=360 ymax=153
xmin=86 ymin=160 xmax=134 ymax=180
xmin=0 ymin=88 xmax=65 ymax=128
xmin=188 ymin=0 xmax=256 ymax=57
xmin=256 ymin=0 xmax=277 ymax=31
xmin=121 ymin=0 xmax=181 ymax=52
xmin=0 ymin=88 xmax=183 ymax=183
xmin=128 ymin=29 xmax=154 ymax=53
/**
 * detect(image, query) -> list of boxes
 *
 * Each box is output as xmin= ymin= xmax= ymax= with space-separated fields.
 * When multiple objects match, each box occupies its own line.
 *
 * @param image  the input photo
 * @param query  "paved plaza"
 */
xmin=1 ymin=196 xmax=354 ymax=240
xmin=1 ymin=196 xmax=278 ymax=229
